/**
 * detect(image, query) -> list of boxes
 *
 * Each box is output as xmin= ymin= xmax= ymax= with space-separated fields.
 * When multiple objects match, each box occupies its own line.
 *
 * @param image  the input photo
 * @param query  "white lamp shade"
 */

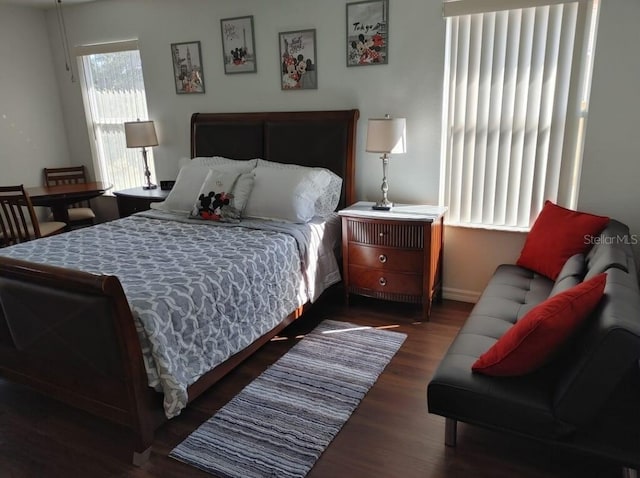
xmin=366 ymin=117 xmax=407 ymax=154
xmin=124 ymin=120 xmax=158 ymax=148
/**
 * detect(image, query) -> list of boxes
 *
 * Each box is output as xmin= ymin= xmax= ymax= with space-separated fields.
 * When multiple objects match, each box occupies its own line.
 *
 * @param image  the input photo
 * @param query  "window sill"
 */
xmin=443 ymin=221 xmax=530 ymax=234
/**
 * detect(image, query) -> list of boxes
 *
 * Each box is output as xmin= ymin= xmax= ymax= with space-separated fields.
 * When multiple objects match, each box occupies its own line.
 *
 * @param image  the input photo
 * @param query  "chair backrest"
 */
xmin=44 ymin=165 xmax=89 ymax=186
xmin=0 ymin=185 xmax=41 ymax=247
xmin=44 ymin=166 xmax=90 ymax=209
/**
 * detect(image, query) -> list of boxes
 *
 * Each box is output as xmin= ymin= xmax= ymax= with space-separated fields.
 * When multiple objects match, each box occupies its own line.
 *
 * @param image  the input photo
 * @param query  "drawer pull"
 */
xmin=379 ymin=277 xmax=387 ymax=286
xmin=378 ymin=254 xmax=387 ymax=263
xmin=378 ymin=231 xmax=388 ymax=237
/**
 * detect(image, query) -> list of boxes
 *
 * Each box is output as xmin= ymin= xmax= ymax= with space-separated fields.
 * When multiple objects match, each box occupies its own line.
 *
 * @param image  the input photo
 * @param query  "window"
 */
xmin=76 ymin=40 xmax=155 ymax=191
xmin=439 ymin=0 xmax=600 ymax=230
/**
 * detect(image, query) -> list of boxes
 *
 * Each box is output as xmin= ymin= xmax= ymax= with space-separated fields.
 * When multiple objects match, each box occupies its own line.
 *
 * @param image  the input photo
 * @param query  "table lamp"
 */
xmin=366 ymin=114 xmax=407 ymax=210
xmin=124 ymin=120 xmax=159 ymax=190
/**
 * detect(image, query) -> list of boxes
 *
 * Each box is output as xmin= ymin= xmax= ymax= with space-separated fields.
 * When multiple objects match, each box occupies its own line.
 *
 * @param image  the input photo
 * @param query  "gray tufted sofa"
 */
xmin=427 ymin=219 xmax=640 ymax=475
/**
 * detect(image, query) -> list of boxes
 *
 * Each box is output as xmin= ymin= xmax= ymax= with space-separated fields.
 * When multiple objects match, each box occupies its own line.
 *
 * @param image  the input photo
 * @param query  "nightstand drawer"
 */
xmin=348 ymin=265 xmax=423 ymax=296
xmin=346 ymin=219 xmax=424 ymax=249
xmin=348 ymin=243 xmax=423 ymax=273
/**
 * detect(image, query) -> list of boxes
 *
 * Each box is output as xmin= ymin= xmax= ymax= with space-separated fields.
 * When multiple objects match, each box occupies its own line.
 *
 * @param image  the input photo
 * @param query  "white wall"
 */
xmin=578 ymin=0 xmax=640 ymax=262
xmin=0 ymin=5 xmax=70 ymax=186
xmin=47 ymin=0 xmax=444 ymax=204
xmin=31 ymin=0 xmax=640 ymax=300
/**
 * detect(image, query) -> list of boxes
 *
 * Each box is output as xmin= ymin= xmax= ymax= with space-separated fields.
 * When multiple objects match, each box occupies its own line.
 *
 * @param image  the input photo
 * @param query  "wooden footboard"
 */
xmin=0 ymin=256 xmax=164 ymax=462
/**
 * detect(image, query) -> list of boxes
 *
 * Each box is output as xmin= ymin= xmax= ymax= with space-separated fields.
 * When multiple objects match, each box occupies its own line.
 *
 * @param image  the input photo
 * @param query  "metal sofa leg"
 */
xmin=445 ymin=418 xmax=457 ymax=447
xmin=622 ymin=467 xmax=638 ymax=478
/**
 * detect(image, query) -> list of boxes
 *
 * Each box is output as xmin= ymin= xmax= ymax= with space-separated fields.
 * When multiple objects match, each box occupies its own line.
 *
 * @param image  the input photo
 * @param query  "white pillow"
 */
xmin=243 ymin=164 xmax=332 ymax=223
xmin=151 ymin=164 xmax=210 ymax=213
xmin=151 ymin=162 xmax=252 ymax=214
xmin=256 ymin=159 xmax=342 ymax=216
xmin=317 ymin=173 xmax=343 ymax=216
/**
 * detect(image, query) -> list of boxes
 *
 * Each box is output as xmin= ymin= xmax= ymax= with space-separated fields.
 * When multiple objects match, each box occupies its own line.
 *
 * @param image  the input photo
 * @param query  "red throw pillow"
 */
xmin=516 ymin=201 xmax=609 ymax=280
xmin=472 ymin=273 xmax=607 ymax=376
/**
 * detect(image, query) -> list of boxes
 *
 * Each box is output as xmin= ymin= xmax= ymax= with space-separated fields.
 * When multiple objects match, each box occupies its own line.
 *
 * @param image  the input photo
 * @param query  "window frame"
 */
xmin=75 ymin=40 xmax=156 ymax=193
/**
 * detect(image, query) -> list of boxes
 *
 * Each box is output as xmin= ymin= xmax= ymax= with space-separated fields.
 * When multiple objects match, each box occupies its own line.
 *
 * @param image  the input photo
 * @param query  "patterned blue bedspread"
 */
xmin=0 ymin=214 xmax=333 ymax=418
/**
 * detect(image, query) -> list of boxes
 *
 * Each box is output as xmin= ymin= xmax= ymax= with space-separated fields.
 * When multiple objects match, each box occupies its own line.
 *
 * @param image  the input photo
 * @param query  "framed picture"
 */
xmin=346 ymin=0 xmax=389 ymax=66
xmin=279 ymin=29 xmax=317 ymax=90
xmin=220 ymin=15 xmax=257 ymax=74
xmin=171 ymin=41 xmax=205 ymax=94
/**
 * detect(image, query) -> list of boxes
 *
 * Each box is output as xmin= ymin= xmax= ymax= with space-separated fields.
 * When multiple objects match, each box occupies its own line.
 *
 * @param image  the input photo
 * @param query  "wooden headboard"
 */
xmin=190 ymin=109 xmax=359 ymax=209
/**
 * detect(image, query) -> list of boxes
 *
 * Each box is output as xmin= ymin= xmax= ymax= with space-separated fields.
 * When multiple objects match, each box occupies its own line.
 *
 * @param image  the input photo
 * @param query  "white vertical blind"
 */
xmin=77 ymin=41 xmax=155 ymax=191
xmin=439 ymin=0 xmax=598 ymax=230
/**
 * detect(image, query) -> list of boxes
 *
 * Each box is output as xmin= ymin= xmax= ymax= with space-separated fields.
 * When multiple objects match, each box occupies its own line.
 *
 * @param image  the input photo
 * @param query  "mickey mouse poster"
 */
xmin=346 ymin=0 xmax=389 ymax=67
xmin=279 ymin=29 xmax=317 ymax=90
xmin=220 ymin=16 xmax=257 ymax=74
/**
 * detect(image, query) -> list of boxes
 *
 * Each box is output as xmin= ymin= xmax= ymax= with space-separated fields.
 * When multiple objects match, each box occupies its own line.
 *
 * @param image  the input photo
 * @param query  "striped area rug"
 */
xmin=169 ymin=319 xmax=407 ymax=478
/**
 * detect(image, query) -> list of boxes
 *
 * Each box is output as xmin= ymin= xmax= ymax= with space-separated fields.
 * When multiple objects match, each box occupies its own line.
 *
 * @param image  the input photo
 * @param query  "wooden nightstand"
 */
xmin=113 ymin=187 xmax=169 ymax=218
xmin=339 ymin=201 xmax=447 ymax=320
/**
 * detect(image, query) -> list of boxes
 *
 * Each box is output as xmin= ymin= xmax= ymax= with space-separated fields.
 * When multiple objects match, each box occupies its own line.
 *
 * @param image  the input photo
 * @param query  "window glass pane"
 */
xmin=80 ymin=48 xmax=154 ymax=191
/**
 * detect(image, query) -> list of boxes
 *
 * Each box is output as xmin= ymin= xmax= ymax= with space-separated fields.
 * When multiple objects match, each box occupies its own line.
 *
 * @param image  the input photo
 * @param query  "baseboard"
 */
xmin=442 ymin=287 xmax=480 ymax=304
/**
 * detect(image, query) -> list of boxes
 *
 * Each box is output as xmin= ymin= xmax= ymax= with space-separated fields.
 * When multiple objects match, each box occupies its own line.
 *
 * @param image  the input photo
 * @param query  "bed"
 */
xmin=0 ymin=109 xmax=359 ymax=464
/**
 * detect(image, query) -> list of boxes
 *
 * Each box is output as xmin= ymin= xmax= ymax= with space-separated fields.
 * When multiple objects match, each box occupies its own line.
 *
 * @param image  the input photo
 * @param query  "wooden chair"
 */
xmin=0 ymin=185 xmax=66 ymax=247
xmin=44 ymin=166 xmax=96 ymax=228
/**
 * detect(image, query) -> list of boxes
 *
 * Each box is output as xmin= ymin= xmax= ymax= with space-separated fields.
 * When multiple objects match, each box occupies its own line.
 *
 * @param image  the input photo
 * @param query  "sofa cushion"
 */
xmin=516 ymin=201 xmax=609 ymax=280
xmin=473 ymin=265 xmax=553 ymax=321
xmin=584 ymin=246 xmax=629 ymax=280
xmin=472 ymin=273 xmax=607 ymax=376
xmin=427 ymin=350 xmax=567 ymax=439
xmin=583 ymin=220 xmax=633 ymax=281
xmin=555 ymin=253 xmax=586 ymax=281
xmin=549 ymin=253 xmax=585 ymax=297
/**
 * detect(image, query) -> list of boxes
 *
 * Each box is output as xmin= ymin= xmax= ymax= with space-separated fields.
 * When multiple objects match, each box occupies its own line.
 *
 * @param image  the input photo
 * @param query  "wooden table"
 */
xmin=26 ymin=181 xmax=112 ymax=223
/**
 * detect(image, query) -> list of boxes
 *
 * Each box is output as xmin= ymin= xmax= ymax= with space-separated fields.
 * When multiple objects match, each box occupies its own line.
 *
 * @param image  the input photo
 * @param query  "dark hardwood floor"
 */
xmin=0 ymin=287 xmax=622 ymax=478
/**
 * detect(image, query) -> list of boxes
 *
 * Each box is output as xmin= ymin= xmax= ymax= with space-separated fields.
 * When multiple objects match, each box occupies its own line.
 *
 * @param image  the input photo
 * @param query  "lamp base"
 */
xmin=372 ymin=200 xmax=393 ymax=211
xmin=140 ymin=147 xmax=157 ymax=190
xmin=373 ymin=154 xmax=393 ymax=211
